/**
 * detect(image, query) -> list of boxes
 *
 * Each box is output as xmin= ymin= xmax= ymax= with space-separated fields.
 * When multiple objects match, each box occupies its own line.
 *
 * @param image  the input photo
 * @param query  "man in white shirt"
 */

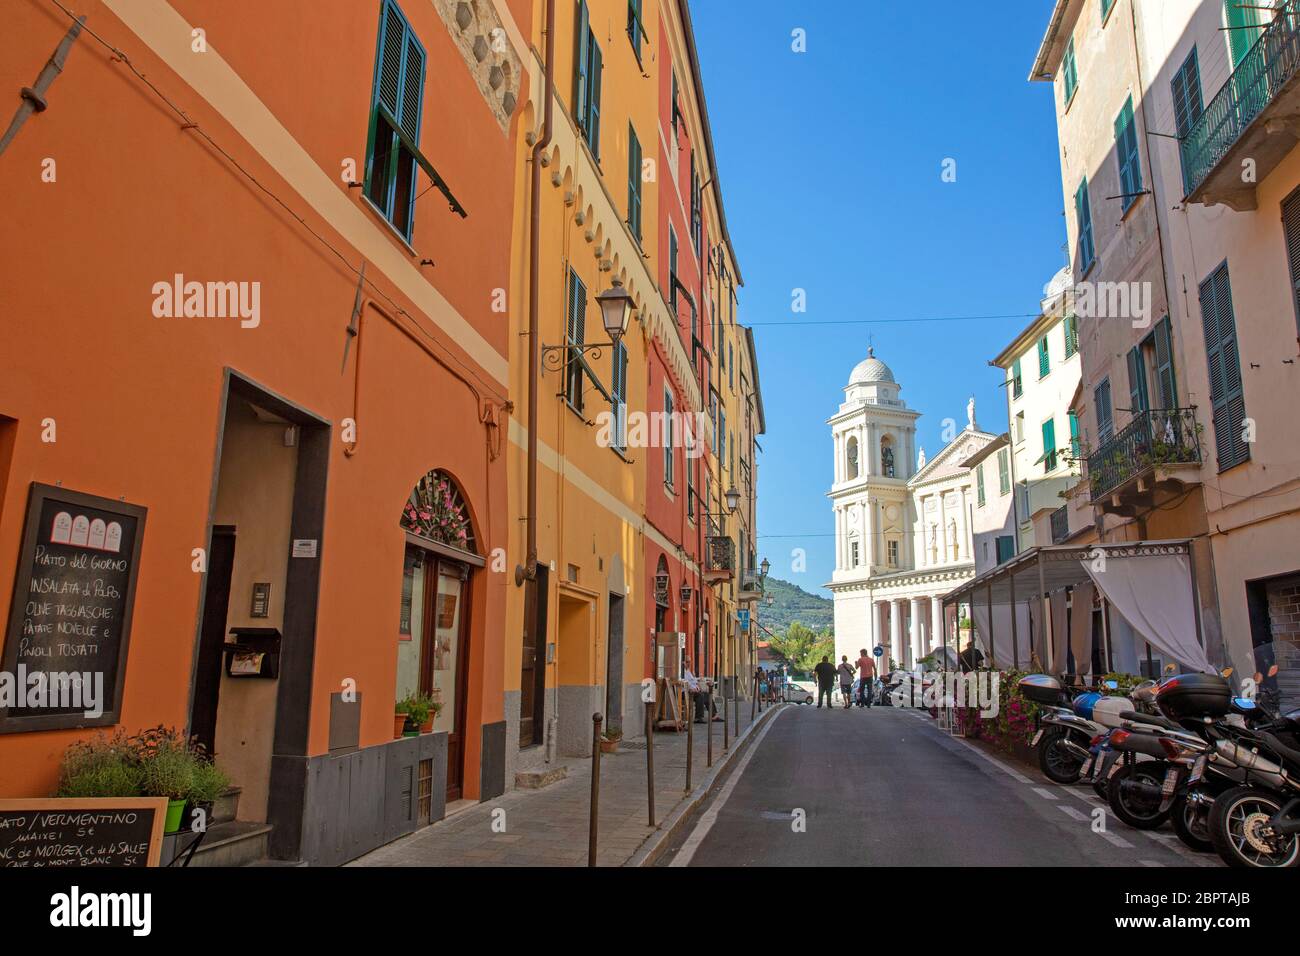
xmin=683 ymin=658 xmax=710 ymax=723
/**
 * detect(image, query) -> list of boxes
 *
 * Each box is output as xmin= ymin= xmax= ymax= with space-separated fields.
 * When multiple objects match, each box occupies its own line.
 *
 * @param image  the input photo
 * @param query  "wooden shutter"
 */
xmin=573 ymin=1 xmax=589 ymax=128
xmin=627 ymin=124 xmax=641 ymax=239
xmin=1199 ymin=263 xmax=1249 ymax=471
xmin=398 ymin=31 xmax=425 ymax=143
xmin=1038 ymin=336 xmax=1049 ymax=377
xmin=566 ymin=270 xmax=586 ymax=410
xmin=1069 ymin=412 xmax=1081 ymax=458
xmin=998 ymin=448 xmax=1010 ymax=494
xmin=1076 ymin=179 xmax=1095 ymax=270
xmin=976 ymin=462 xmax=986 ymax=506
xmin=1095 ymin=379 xmax=1113 ymax=443
xmin=1115 ymin=98 xmax=1142 ymax=208
xmin=1127 ymin=346 xmax=1149 ymax=413
xmin=1171 ymin=48 xmax=1203 ymax=139
xmin=587 ymin=37 xmax=602 ymax=160
xmin=1153 ymin=316 xmax=1178 ymax=408
xmin=1283 ymin=189 xmax=1300 ymax=336
xmin=611 ymin=342 xmax=627 ymax=449
xmin=376 ymin=2 xmax=405 ymax=118
xmin=1011 ymin=358 xmax=1022 ymax=397
xmin=1042 ymin=418 xmax=1057 ymax=472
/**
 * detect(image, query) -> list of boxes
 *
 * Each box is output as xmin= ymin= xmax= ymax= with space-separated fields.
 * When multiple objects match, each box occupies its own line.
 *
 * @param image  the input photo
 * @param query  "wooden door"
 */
xmin=422 ymin=558 xmax=471 ymax=802
xmin=190 ymin=526 xmax=236 ymax=758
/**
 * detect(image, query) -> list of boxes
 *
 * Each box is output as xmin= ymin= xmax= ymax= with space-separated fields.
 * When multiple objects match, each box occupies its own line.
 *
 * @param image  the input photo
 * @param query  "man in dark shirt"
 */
xmin=813 ymin=656 xmax=837 ymax=708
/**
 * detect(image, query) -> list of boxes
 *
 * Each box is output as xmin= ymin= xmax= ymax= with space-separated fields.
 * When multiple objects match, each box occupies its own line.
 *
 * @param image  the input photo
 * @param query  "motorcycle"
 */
xmin=1205 ymin=707 xmax=1300 ymax=868
xmin=1019 ymin=675 xmax=1151 ymax=785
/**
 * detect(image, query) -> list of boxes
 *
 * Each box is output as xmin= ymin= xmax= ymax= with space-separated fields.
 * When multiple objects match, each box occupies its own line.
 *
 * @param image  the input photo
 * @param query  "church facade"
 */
xmin=827 ymin=350 xmax=997 ymax=669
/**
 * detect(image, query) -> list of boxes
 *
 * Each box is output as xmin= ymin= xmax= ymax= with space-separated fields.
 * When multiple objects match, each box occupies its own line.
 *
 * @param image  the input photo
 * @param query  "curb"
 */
xmin=626 ymin=702 xmax=789 ymax=867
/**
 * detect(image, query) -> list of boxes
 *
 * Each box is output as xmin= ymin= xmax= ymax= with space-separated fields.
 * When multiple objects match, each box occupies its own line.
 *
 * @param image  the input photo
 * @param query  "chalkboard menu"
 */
xmin=0 ymin=484 xmax=146 ymax=734
xmin=0 ymin=798 xmax=166 ymax=867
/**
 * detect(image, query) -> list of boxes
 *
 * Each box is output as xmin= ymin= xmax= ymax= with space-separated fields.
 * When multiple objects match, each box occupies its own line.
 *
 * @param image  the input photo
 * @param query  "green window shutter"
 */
xmin=1069 ymin=412 xmax=1081 ymax=459
xmin=998 ymin=448 xmax=1010 ymax=495
xmin=668 ymin=229 xmax=678 ymax=311
xmin=365 ymin=0 xmax=425 ymax=241
xmin=626 ymin=0 xmax=642 ymax=60
xmin=976 ymin=463 xmax=986 ymax=507
xmin=1171 ymin=47 xmax=1204 ymax=140
xmin=1037 ymin=335 xmax=1050 ymax=378
xmin=1226 ymin=0 xmax=1263 ymax=68
xmin=566 ymin=269 xmax=586 ymax=411
xmin=1062 ymin=38 xmax=1078 ymax=104
xmin=1153 ymin=316 xmax=1177 ymax=408
xmin=1042 ymin=418 xmax=1057 ymax=472
xmin=573 ymin=1 xmax=589 ymax=127
xmin=996 ymin=536 xmax=1015 ymax=564
xmin=664 ymin=388 xmax=674 ymax=485
xmin=1095 ymin=378 xmax=1114 ymax=443
xmin=1011 ymin=358 xmax=1023 ymax=398
xmin=1064 ymin=315 xmax=1078 ymax=357
xmin=1076 ymin=178 xmax=1096 ymax=272
xmin=1284 ymin=191 xmax=1300 ymax=338
xmin=1101 ymin=0 xmax=1114 ymax=21
xmin=611 ymin=342 xmax=627 ymax=450
xmin=1198 ymin=263 xmax=1250 ymax=471
xmin=627 ymin=123 xmax=641 ymax=241
xmin=1115 ymin=97 xmax=1143 ymax=212
xmin=1127 ymin=345 xmax=1150 ymax=413
xmin=586 ymin=37 xmax=602 ymax=161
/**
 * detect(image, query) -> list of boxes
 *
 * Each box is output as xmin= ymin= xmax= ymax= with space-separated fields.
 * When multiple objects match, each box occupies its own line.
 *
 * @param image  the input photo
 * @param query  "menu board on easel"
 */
xmin=0 ymin=484 xmax=146 ymax=734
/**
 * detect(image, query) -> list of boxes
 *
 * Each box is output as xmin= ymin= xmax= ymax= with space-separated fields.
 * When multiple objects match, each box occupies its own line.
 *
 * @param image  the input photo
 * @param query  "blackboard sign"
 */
xmin=0 ymin=797 xmax=166 ymax=867
xmin=0 ymin=484 xmax=146 ymax=733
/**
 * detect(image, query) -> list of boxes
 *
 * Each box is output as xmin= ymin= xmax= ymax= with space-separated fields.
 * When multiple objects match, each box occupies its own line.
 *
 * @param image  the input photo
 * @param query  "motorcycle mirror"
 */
xmin=1268 ymin=664 xmax=1280 ymax=678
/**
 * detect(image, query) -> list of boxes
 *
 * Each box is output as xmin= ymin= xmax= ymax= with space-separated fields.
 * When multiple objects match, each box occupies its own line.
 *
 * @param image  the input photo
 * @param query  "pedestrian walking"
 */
xmin=856 ymin=648 xmax=877 ymax=708
xmin=837 ymin=655 xmax=855 ymax=709
xmin=757 ymin=667 xmax=769 ymax=703
xmin=813 ymin=656 xmax=837 ymax=708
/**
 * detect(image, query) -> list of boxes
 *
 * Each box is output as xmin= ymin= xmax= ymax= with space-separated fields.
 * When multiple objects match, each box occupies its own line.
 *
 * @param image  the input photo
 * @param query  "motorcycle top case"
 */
xmin=1155 ymin=672 xmax=1231 ymax=719
xmin=1018 ymin=674 xmax=1063 ymax=706
xmin=1088 ymin=694 xmax=1135 ymax=730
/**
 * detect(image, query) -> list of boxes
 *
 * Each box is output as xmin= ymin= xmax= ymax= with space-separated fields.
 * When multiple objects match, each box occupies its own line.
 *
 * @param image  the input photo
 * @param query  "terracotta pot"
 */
xmin=394 ymin=713 xmax=406 ymax=739
xmin=420 ymin=717 xmax=433 ymax=734
xmin=599 ymin=737 xmax=619 ymax=754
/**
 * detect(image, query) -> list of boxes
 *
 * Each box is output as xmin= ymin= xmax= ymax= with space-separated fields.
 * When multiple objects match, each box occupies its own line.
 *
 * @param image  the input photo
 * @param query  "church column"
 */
xmin=930 ymin=595 xmax=944 ymax=650
xmin=890 ymin=599 xmax=904 ymax=668
xmin=867 ymin=421 xmax=878 ymax=476
xmin=833 ymin=432 xmax=842 ymax=483
xmin=909 ymin=597 xmax=924 ymax=665
xmin=834 ymin=506 xmax=844 ymax=570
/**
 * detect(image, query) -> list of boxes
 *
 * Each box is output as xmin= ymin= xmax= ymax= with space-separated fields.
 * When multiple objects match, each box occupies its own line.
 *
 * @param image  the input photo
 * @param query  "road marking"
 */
xmin=1139 ymin=859 xmax=1165 ymax=867
xmin=1032 ymin=787 xmax=1059 ymax=800
xmin=669 ymin=706 xmax=788 ymax=867
xmin=1057 ymin=804 xmax=1089 ymax=821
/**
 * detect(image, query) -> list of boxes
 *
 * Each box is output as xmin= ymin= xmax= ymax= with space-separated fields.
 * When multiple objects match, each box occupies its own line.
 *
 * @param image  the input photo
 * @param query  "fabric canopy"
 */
xmin=1069 ymin=580 xmax=1095 ymax=677
xmin=1084 ymin=552 xmax=1212 ymax=674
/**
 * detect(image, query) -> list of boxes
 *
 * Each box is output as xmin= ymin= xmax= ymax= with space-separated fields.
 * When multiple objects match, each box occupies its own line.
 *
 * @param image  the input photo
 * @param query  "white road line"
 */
xmin=669 ymin=706 xmax=788 ymax=867
xmin=1032 ymin=787 xmax=1059 ymax=800
xmin=1058 ymin=804 xmax=1089 ymax=821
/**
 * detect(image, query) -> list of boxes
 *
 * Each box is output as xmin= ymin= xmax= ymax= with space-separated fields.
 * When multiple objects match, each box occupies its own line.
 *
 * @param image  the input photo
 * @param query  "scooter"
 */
xmin=1206 ymin=714 xmax=1300 ymax=867
xmin=1019 ymin=675 xmax=1152 ymax=785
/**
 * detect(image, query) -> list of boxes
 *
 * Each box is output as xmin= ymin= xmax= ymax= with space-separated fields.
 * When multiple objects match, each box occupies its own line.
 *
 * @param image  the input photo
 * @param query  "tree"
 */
xmin=769 ymin=621 xmax=835 ymax=676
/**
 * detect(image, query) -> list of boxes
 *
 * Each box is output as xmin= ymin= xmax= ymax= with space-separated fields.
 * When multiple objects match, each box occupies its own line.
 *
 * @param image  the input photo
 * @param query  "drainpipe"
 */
xmin=517 ymin=0 xmax=555 ymax=587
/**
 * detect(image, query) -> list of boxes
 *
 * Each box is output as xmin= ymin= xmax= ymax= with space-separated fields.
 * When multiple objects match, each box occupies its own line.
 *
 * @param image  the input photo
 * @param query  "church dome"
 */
xmin=848 ymin=347 xmax=895 ymax=386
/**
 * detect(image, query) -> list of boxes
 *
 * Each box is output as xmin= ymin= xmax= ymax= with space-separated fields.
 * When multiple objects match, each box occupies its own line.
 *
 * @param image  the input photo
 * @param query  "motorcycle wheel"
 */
xmin=1038 ymin=727 xmax=1084 ymax=784
xmin=1208 ymin=785 xmax=1300 ymax=868
xmin=1106 ymin=760 xmax=1171 ymax=830
xmin=1170 ymin=791 xmax=1214 ymax=853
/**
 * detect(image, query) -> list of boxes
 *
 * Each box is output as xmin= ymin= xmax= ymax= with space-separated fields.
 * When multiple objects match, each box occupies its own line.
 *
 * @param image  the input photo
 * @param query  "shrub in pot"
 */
xmin=397 ymin=693 xmax=437 ymax=735
xmin=599 ymin=728 xmax=623 ymax=753
xmin=137 ymin=733 xmax=197 ymax=834
xmin=184 ymin=758 xmax=229 ymax=832
xmin=56 ymin=730 xmax=145 ymax=798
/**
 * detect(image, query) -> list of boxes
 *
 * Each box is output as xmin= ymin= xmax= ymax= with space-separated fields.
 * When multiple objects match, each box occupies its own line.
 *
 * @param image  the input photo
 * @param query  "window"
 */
xmin=1015 ymin=411 xmax=1025 ymax=443
xmin=1061 ymin=37 xmax=1078 ymax=105
xmin=670 ymin=70 xmax=681 ymax=141
xmin=1041 ymin=417 xmax=1058 ymax=473
xmin=690 ymin=159 xmax=703 ymax=256
xmin=565 ymin=269 xmax=587 ymax=411
xmin=995 ymin=535 xmax=1015 ymax=564
xmin=850 ymin=540 xmax=860 ymax=568
xmin=1283 ymin=190 xmax=1300 ymax=338
xmin=1075 ymin=178 xmax=1096 ymax=273
xmin=668 ymin=227 xmax=678 ymax=313
xmin=1037 ymin=334 xmax=1050 ymax=378
xmin=627 ymin=123 xmax=642 ymax=242
xmin=1171 ymin=47 xmax=1204 ymax=140
xmin=976 ymin=463 xmax=986 ymax=507
xmin=1069 ymin=412 xmax=1081 ymax=459
xmin=1064 ymin=314 xmax=1079 ymax=357
xmin=573 ymin=1 xmax=602 ymax=161
xmin=846 ymin=436 xmax=859 ymax=480
xmin=610 ymin=341 xmax=627 ymax=452
xmin=663 ymin=388 xmax=675 ymax=488
xmin=887 ymin=540 xmax=899 ymax=568
xmin=1011 ymin=358 xmax=1023 ymax=398
xmin=997 ymin=448 xmax=1010 ymax=495
xmin=1198 ymin=262 xmax=1250 ymax=471
xmin=1115 ymin=96 xmax=1143 ymax=212
xmin=686 ymin=438 xmax=696 ymax=520
xmin=365 ymin=0 xmax=426 ymax=242
xmin=1095 ymin=377 xmax=1114 ymax=444
xmin=626 ymin=0 xmax=643 ymax=63
xmin=719 ymin=409 xmax=727 ymax=463
xmin=728 ymin=343 xmax=734 ymax=389
xmin=1127 ymin=345 xmax=1150 ymax=414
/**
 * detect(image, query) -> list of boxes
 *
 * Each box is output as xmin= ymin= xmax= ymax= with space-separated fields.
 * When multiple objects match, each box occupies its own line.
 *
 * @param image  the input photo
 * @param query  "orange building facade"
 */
xmin=0 ymin=0 xmax=530 ymax=863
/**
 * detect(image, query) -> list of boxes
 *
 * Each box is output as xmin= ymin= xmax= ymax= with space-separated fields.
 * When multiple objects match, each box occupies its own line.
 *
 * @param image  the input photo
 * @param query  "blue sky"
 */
xmin=691 ymin=1 xmax=1067 ymax=600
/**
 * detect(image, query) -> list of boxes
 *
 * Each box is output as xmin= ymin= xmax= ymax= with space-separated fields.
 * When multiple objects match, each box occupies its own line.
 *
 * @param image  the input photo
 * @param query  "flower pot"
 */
xmin=182 ymin=799 xmax=214 ymax=833
xmin=599 ymin=738 xmax=619 ymax=754
xmin=420 ymin=717 xmax=433 ymax=734
xmin=164 ymin=798 xmax=186 ymax=835
xmin=394 ymin=714 xmax=407 ymax=739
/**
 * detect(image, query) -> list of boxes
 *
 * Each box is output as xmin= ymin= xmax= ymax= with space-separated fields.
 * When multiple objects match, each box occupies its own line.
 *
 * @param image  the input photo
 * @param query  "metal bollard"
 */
xmin=589 ymin=712 xmax=602 ymax=867
xmin=685 ymin=696 xmax=693 ymax=793
xmin=723 ymin=679 xmax=731 ymax=752
xmin=706 ymin=686 xmax=714 ymax=768
xmin=645 ymin=698 xmax=655 ymax=827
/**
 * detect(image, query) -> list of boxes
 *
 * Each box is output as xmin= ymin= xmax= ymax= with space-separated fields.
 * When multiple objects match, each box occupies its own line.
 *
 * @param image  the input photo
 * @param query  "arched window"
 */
xmin=401 ymin=469 xmax=477 ymax=554
xmin=881 ymin=436 xmax=895 ymax=478
xmin=845 ymin=436 xmax=859 ymax=480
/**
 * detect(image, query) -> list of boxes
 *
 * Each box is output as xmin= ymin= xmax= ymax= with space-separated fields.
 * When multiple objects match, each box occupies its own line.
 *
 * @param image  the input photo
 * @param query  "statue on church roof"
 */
xmin=917 ymin=446 xmax=927 ymax=470
xmin=967 ymin=395 xmax=977 ymax=430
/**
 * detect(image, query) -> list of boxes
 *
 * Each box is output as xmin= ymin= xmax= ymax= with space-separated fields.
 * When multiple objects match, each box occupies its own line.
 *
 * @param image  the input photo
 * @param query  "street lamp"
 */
xmin=760 ymin=557 xmax=770 ymax=580
xmin=679 ymin=584 xmax=693 ymax=606
xmin=594 ymin=277 xmax=634 ymax=344
xmin=723 ymin=487 xmax=740 ymax=514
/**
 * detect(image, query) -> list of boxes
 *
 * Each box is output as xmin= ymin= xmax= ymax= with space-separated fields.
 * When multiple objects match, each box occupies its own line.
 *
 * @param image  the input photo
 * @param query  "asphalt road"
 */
xmin=657 ymin=703 xmax=1217 ymax=867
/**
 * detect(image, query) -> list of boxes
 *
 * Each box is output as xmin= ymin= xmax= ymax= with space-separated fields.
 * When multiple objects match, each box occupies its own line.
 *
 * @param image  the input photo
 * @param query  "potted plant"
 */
xmin=137 ymin=731 xmax=197 ymax=834
xmin=393 ymin=699 xmax=411 ymax=739
xmin=599 ymin=728 xmax=622 ymax=753
xmin=397 ymin=693 xmax=436 ymax=736
xmin=56 ymin=730 xmax=144 ymax=798
xmin=184 ymin=757 xmax=229 ymax=832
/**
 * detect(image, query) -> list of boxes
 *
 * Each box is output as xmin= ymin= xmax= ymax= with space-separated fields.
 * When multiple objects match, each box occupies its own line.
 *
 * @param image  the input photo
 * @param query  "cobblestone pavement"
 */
xmin=351 ymin=699 xmax=784 ymax=867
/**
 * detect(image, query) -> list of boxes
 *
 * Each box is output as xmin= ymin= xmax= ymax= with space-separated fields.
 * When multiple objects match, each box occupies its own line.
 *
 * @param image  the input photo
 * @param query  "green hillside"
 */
xmin=757 ymin=577 xmax=833 ymax=637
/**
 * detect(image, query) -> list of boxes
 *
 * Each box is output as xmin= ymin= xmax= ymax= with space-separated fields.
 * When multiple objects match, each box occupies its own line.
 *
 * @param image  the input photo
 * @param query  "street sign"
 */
xmin=873 ymin=645 xmax=884 ymax=657
xmin=737 ymin=609 xmax=750 ymax=631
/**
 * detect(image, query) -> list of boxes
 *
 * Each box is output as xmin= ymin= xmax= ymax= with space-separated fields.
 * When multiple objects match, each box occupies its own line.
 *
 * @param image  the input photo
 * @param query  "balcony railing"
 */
xmin=1050 ymin=506 xmax=1070 ymax=545
xmin=739 ymin=568 xmax=764 ymax=594
xmin=704 ymin=535 xmax=735 ymax=577
xmin=1087 ymin=408 xmax=1201 ymax=502
xmin=1182 ymin=12 xmax=1300 ymax=196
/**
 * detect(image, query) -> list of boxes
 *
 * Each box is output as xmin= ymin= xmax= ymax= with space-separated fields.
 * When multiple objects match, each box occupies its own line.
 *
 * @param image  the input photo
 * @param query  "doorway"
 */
xmin=519 ymin=565 xmax=548 ymax=747
xmin=400 ymin=546 xmax=473 ymax=801
xmin=190 ymin=526 xmax=236 ymax=758
xmin=605 ymin=593 xmax=624 ymax=734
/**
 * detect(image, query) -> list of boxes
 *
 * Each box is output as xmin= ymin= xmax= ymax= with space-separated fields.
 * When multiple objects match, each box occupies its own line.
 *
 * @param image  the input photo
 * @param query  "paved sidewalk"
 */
xmin=352 ymin=700 xmax=785 ymax=867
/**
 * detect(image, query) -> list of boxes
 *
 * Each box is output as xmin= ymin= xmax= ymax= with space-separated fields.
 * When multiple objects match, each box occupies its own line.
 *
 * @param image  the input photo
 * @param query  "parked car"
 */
xmin=784 ymin=683 xmax=814 ymax=705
